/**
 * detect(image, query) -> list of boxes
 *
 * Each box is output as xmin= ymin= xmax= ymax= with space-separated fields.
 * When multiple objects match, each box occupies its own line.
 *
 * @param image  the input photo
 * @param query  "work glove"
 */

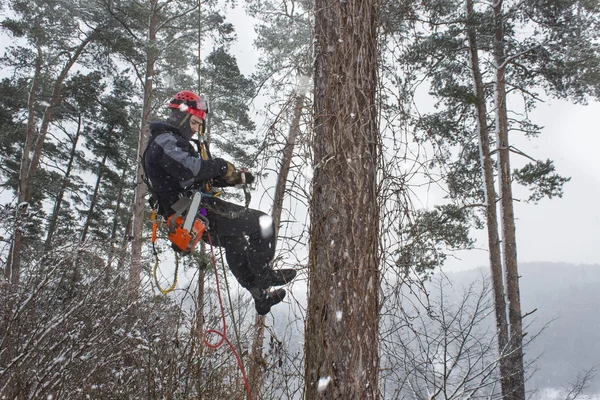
xmin=221 ymin=162 xmax=256 ymax=185
xmin=222 ymin=161 xmax=237 ymax=183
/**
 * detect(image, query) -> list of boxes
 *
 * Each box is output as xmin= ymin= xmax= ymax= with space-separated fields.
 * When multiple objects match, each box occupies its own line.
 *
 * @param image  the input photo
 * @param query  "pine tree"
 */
xmin=1 ymin=0 xmax=110 ymax=283
xmin=304 ymin=1 xmax=380 ymax=398
xmin=381 ymin=0 xmax=600 ymax=397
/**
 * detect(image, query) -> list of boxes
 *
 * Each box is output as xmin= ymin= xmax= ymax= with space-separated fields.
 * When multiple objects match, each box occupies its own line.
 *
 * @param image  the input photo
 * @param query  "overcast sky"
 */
xmin=446 ymin=99 xmax=600 ymax=271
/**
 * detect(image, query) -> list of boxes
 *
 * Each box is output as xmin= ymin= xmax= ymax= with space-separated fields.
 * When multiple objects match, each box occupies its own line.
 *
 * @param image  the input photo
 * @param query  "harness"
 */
xmin=142 ymin=124 xmax=252 ymax=294
xmin=142 ymin=126 xmax=216 ymax=294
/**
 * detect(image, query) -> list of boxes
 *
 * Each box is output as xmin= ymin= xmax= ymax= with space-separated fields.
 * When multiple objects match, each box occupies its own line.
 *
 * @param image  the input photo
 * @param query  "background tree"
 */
xmin=380 ymin=275 xmax=502 ymax=399
xmin=1 ymin=0 xmax=109 ymax=283
xmin=243 ymin=0 xmax=313 ymax=395
xmin=380 ymin=0 xmax=600 ymax=397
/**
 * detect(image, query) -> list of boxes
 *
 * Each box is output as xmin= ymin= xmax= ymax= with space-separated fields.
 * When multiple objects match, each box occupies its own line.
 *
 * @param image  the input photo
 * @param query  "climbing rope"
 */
xmin=151 ymin=208 xmax=179 ymax=295
xmin=151 ymin=228 xmax=253 ymax=398
xmin=203 ymin=233 xmax=253 ymax=400
xmin=152 ymin=250 xmax=179 ymax=295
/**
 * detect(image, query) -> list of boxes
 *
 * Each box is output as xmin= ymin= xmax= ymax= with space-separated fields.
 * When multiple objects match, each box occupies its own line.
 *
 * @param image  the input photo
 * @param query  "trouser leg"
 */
xmin=202 ymin=197 xmax=275 ymax=290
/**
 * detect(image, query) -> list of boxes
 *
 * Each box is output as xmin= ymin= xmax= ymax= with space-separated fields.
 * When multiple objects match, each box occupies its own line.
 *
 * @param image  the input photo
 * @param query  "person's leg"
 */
xmin=201 ymin=197 xmax=295 ymax=314
xmin=203 ymin=197 xmax=276 ymax=277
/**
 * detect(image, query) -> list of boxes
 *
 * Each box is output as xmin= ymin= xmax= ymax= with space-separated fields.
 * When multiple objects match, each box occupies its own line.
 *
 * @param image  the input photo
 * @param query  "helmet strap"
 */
xmin=178 ymin=113 xmax=191 ymax=128
xmin=176 ymin=113 xmax=196 ymax=140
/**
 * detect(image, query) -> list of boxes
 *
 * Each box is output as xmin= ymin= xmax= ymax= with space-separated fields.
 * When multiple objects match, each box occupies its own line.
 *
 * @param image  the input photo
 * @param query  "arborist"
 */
xmin=143 ymin=90 xmax=296 ymax=315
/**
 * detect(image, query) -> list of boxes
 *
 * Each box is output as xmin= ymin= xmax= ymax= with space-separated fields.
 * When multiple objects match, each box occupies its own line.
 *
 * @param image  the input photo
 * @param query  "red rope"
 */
xmin=203 ymin=235 xmax=253 ymax=400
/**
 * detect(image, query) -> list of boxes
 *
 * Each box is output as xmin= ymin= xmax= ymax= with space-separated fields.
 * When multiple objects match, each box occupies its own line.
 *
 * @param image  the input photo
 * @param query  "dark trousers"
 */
xmin=201 ymin=197 xmax=275 ymax=290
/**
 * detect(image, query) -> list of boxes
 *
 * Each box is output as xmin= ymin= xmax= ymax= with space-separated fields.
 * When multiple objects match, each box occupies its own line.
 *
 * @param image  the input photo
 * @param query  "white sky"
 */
xmin=445 ymin=99 xmax=600 ymax=271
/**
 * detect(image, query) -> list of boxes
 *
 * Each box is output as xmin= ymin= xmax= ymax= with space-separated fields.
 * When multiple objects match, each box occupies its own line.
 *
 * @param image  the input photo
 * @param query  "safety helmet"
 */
xmin=168 ymin=91 xmax=208 ymax=120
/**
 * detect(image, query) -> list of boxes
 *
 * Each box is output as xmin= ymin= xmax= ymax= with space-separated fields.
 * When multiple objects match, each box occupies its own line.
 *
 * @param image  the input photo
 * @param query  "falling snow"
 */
xmin=259 ymin=215 xmax=274 ymax=238
xmin=317 ymin=376 xmax=331 ymax=392
xmin=303 ymin=165 xmax=314 ymax=180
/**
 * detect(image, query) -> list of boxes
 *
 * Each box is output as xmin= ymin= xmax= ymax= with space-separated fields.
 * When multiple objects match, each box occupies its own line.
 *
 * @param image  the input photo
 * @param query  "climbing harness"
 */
xmin=151 ymin=192 xmax=208 ymax=294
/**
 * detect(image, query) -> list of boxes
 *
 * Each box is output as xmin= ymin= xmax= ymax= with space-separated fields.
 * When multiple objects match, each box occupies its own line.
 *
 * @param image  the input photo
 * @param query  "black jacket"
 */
xmin=144 ymin=122 xmax=227 ymax=214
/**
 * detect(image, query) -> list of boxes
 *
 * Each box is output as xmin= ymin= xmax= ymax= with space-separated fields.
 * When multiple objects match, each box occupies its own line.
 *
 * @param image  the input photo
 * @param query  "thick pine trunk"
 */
xmin=492 ymin=1 xmax=526 ymax=398
xmin=304 ymin=1 xmax=379 ymax=398
xmin=465 ymin=0 xmax=514 ymax=395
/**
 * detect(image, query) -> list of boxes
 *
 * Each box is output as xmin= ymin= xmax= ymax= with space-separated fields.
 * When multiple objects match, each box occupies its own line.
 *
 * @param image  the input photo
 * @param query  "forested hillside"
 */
xmin=448 ymin=263 xmax=600 ymax=395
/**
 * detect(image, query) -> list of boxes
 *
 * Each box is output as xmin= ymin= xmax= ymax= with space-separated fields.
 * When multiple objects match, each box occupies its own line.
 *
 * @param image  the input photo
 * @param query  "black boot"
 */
xmin=254 ymin=288 xmax=286 ymax=315
xmin=254 ymin=268 xmax=297 ymax=289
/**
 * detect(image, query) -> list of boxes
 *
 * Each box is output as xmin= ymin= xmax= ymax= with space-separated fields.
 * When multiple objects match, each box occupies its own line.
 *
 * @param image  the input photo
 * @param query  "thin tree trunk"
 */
xmin=194 ymin=265 xmax=205 ymax=400
xmin=492 ymin=0 xmax=525 ymax=398
xmin=465 ymin=0 xmax=512 ymax=396
xmin=6 ymin=46 xmax=43 ymax=283
xmin=130 ymin=2 xmax=159 ymax=290
xmin=44 ymin=114 xmax=83 ymax=252
xmin=248 ymin=92 xmax=306 ymax=399
xmin=81 ymin=149 xmax=109 ymax=243
xmin=106 ymin=162 xmax=129 ymax=280
xmin=305 ymin=1 xmax=379 ymax=398
xmin=118 ymin=216 xmax=132 ymax=274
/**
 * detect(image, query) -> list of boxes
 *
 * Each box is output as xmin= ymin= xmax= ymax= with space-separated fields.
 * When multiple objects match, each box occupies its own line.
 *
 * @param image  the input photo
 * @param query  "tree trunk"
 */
xmin=130 ymin=3 xmax=159 ymax=290
xmin=106 ymin=161 xmax=130 ymax=280
xmin=81 ymin=149 xmax=109 ymax=243
xmin=248 ymin=92 xmax=306 ymax=399
xmin=492 ymin=1 xmax=526 ymax=398
xmin=44 ymin=114 xmax=83 ymax=252
xmin=465 ymin=0 xmax=513 ymax=396
xmin=27 ymin=34 xmax=93 ymax=201
xmin=8 ymin=32 xmax=93 ymax=282
xmin=5 ymin=46 xmax=43 ymax=283
xmin=305 ymin=1 xmax=379 ymax=398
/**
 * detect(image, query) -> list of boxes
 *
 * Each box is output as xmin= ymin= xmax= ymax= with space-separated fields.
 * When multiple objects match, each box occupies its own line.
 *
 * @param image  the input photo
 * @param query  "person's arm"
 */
xmin=154 ymin=133 xmax=228 ymax=188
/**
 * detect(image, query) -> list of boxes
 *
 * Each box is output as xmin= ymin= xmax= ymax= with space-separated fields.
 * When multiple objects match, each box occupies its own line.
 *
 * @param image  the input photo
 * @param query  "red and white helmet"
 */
xmin=168 ymin=91 xmax=209 ymax=120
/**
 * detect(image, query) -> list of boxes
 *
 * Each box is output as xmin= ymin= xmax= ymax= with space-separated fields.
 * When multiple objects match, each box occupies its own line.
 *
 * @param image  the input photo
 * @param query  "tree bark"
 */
xmin=465 ymin=0 xmax=514 ymax=397
xmin=492 ymin=0 xmax=526 ymax=398
xmin=130 ymin=1 xmax=159 ymax=290
xmin=44 ymin=115 xmax=83 ymax=252
xmin=305 ymin=1 xmax=379 ymax=398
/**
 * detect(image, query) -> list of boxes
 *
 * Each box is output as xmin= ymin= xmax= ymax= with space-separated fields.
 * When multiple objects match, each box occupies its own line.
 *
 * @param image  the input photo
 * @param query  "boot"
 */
xmin=254 ymin=288 xmax=286 ymax=315
xmin=254 ymin=268 xmax=297 ymax=289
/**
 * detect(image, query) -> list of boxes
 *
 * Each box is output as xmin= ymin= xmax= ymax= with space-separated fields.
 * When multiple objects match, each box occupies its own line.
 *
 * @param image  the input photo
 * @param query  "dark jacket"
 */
xmin=144 ymin=121 xmax=227 ymax=214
